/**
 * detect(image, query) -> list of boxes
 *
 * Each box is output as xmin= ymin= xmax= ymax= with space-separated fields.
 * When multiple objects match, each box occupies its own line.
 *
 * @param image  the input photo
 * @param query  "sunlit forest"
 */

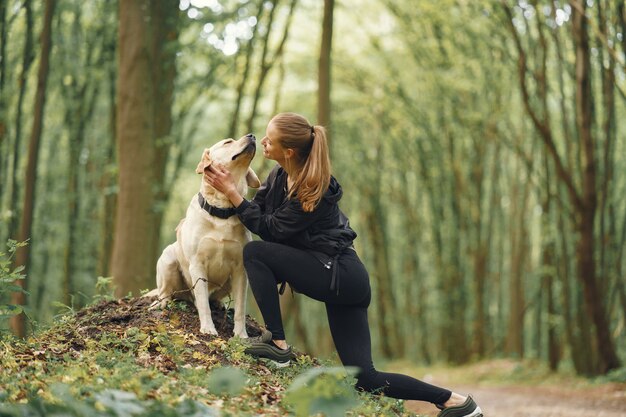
xmin=1 ymin=1 xmax=626 ymax=411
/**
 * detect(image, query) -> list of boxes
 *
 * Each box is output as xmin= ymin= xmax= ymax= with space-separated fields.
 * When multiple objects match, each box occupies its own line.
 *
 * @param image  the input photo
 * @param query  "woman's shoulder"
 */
xmin=267 ymin=164 xmax=284 ymax=180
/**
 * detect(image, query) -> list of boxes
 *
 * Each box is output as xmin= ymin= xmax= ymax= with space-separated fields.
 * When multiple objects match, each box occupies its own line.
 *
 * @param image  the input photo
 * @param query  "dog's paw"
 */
xmin=233 ymin=324 xmax=248 ymax=339
xmin=233 ymin=330 xmax=249 ymax=339
xmin=200 ymin=325 xmax=218 ymax=336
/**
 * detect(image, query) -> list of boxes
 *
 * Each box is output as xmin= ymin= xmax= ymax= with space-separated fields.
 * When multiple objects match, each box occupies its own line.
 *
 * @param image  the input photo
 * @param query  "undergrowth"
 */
xmin=0 ymin=296 xmax=416 ymax=417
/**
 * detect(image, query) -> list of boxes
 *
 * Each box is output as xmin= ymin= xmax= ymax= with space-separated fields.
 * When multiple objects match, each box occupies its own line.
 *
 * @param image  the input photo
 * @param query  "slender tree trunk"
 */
xmin=8 ymin=0 xmax=34 ymax=242
xmin=317 ymin=0 xmax=333 ymax=143
xmin=618 ymin=2 xmax=626 ymax=67
xmin=445 ymin=129 xmax=468 ymax=364
xmin=541 ymin=155 xmax=560 ymax=370
xmin=506 ymin=158 xmax=530 ymax=357
xmin=150 ymin=1 xmax=178 ymax=260
xmin=244 ymin=0 xmax=278 ymax=135
xmin=364 ymin=138 xmax=399 ymax=358
xmin=100 ymin=22 xmax=117 ymax=279
xmin=0 ymin=0 xmax=8 ymax=206
xmin=397 ymin=171 xmax=430 ymax=361
xmin=10 ymin=0 xmax=56 ymax=337
xmin=364 ymin=205 xmax=398 ymax=358
xmin=245 ymin=0 xmax=297 ymax=135
xmin=472 ymin=143 xmax=499 ymax=359
xmin=228 ymin=0 xmax=264 ymax=139
xmin=111 ymin=0 xmax=177 ymax=297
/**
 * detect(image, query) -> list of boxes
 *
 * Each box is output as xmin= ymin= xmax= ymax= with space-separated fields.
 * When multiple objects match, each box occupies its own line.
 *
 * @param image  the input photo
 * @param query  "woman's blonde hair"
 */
xmin=270 ymin=112 xmax=331 ymax=212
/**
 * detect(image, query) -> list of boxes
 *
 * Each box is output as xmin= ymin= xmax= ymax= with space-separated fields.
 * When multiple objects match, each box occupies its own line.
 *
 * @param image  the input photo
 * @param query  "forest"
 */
xmin=1 ymin=0 xmax=625 ymax=414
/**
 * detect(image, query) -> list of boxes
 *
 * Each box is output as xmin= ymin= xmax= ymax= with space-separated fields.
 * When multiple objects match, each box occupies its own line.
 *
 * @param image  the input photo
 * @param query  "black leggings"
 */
xmin=243 ymin=240 xmax=452 ymax=404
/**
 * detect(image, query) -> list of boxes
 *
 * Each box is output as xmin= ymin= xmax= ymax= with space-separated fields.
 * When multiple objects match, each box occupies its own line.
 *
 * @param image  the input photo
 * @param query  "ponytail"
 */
xmin=270 ymin=113 xmax=331 ymax=212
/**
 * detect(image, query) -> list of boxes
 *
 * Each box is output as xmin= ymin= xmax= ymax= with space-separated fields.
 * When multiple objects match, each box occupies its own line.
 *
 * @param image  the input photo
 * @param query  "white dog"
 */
xmin=151 ymin=134 xmax=260 ymax=337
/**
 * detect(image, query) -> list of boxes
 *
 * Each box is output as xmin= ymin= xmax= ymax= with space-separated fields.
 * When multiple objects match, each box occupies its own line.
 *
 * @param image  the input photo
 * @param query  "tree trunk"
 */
xmin=245 ymin=0 xmax=297 ymax=135
xmin=571 ymin=0 xmax=621 ymax=373
xmin=444 ymin=129 xmax=469 ymax=364
xmin=505 ymin=159 xmax=530 ymax=358
xmin=149 ymin=0 xmax=179 ymax=264
xmin=364 ymin=137 xmax=399 ymax=358
xmin=317 ymin=0 xmax=333 ymax=143
xmin=228 ymin=0 xmax=264 ymax=139
xmin=111 ymin=0 xmax=178 ymax=297
xmin=7 ymin=0 xmax=34 ymax=243
xmin=10 ymin=0 xmax=56 ymax=337
xmin=99 ymin=21 xmax=118 ymax=279
xmin=0 ymin=0 xmax=8 ymax=206
xmin=541 ymin=154 xmax=561 ymax=370
xmin=364 ymin=205 xmax=398 ymax=359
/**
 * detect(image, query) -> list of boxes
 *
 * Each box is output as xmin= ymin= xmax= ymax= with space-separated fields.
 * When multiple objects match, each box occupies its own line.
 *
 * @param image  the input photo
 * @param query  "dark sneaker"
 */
xmin=437 ymin=395 xmax=482 ymax=417
xmin=244 ymin=338 xmax=295 ymax=368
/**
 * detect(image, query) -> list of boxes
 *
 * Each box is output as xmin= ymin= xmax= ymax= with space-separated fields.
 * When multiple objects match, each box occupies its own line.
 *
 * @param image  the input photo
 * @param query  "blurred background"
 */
xmin=1 ymin=0 xmax=624 ymax=378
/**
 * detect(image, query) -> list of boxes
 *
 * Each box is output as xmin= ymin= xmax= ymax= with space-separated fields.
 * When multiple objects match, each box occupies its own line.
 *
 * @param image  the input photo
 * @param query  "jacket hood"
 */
xmin=323 ymin=176 xmax=343 ymax=203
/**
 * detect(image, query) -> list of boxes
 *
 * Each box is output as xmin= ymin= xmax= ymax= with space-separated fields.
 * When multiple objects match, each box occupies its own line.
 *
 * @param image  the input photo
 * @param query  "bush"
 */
xmin=0 ymin=239 xmax=28 ymax=322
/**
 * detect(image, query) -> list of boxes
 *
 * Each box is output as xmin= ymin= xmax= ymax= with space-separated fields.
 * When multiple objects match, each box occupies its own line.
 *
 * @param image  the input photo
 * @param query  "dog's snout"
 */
xmin=246 ymin=133 xmax=256 ymax=141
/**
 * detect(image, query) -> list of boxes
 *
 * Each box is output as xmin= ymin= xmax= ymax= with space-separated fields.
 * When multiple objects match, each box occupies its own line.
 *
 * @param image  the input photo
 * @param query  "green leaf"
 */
xmin=0 ymin=304 xmax=23 ymax=316
xmin=309 ymin=395 xmax=360 ymax=417
xmin=94 ymin=389 xmax=146 ymax=416
xmin=288 ymin=366 xmax=358 ymax=391
xmin=175 ymin=399 xmax=220 ymax=417
xmin=206 ymin=366 xmax=247 ymax=396
xmin=285 ymin=367 xmax=360 ymax=417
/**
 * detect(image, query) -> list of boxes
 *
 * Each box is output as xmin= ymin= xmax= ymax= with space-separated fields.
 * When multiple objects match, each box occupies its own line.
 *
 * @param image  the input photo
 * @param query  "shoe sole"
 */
xmin=439 ymin=405 xmax=483 ymax=417
xmin=261 ymin=358 xmax=291 ymax=368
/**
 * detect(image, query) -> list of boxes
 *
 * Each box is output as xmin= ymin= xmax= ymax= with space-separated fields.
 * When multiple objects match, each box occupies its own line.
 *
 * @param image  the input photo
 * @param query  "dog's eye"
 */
xmin=225 ymin=139 xmax=234 ymax=144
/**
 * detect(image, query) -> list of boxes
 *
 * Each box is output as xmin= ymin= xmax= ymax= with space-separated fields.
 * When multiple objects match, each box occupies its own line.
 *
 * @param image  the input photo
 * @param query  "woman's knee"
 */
xmin=243 ymin=240 xmax=268 ymax=261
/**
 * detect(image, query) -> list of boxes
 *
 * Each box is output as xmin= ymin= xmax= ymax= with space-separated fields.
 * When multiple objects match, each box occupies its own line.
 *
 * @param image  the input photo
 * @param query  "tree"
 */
xmin=111 ymin=0 xmax=178 ymax=297
xmin=502 ymin=0 xmax=621 ymax=373
xmin=317 ymin=0 xmax=333 ymax=141
xmin=10 ymin=0 xmax=56 ymax=337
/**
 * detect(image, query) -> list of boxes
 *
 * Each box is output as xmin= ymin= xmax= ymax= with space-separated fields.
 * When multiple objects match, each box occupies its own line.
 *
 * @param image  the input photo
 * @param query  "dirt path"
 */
xmin=405 ymin=382 xmax=626 ymax=417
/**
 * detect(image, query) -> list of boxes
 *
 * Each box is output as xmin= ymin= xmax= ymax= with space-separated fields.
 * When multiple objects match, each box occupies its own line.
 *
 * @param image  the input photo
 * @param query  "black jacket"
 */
xmin=235 ymin=165 xmax=357 ymax=264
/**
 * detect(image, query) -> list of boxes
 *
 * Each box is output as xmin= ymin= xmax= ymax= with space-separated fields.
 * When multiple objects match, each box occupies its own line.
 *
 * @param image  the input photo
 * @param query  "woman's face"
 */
xmin=261 ymin=121 xmax=287 ymax=164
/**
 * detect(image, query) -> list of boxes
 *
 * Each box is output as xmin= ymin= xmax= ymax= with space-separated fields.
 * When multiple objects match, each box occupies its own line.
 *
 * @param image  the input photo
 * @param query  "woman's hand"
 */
xmin=205 ymin=165 xmax=244 ymax=206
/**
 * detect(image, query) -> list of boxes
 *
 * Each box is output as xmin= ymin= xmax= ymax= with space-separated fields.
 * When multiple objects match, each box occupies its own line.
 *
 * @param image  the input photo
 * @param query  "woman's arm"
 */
xmin=235 ymin=197 xmax=319 ymax=242
xmin=205 ymin=164 xmax=320 ymax=241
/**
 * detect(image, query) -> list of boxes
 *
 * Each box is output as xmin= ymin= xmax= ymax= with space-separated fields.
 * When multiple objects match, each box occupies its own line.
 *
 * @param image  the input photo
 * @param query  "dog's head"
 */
xmin=196 ymin=133 xmax=261 ymax=193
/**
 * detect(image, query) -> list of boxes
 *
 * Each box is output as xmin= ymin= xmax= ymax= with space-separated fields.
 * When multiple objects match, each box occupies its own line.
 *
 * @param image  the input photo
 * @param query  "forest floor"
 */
xmin=390 ymin=360 xmax=626 ymax=417
xmin=1 ymin=296 xmax=624 ymax=416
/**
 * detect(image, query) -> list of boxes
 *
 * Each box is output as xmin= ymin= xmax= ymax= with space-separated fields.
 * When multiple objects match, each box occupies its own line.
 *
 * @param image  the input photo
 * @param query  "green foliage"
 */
xmin=51 ymin=296 xmax=78 ymax=316
xmin=206 ymin=366 xmax=248 ymax=396
xmin=595 ymin=367 xmax=626 ymax=384
xmin=0 ymin=383 xmax=219 ymax=417
xmin=0 ymin=240 xmax=28 ymax=321
xmin=284 ymin=366 xmax=360 ymax=417
xmin=93 ymin=277 xmax=117 ymax=303
xmin=0 ymin=295 xmax=427 ymax=417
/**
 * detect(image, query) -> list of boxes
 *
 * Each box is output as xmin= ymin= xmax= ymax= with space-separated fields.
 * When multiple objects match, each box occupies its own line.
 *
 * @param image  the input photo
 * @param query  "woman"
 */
xmin=205 ymin=112 xmax=482 ymax=417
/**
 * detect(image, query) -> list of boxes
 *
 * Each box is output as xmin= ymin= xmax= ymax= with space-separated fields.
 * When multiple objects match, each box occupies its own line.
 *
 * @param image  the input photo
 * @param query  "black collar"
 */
xmin=197 ymin=193 xmax=237 ymax=219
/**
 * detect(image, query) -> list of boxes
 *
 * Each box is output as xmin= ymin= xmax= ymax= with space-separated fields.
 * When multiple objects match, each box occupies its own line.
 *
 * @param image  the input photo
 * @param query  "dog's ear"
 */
xmin=195 ymin=149 xmax=212 ymax=174
xmin=246 ymin=167 xmax=261 ymax=188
